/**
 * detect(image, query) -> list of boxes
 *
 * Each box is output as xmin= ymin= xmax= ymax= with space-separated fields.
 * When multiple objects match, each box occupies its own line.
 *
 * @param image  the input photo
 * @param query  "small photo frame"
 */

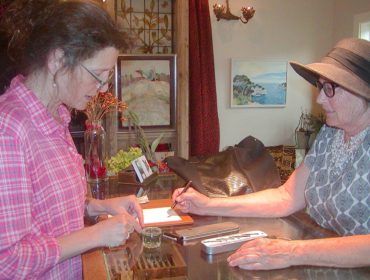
xmin=131 ymin=155 xmax=153 ymax=183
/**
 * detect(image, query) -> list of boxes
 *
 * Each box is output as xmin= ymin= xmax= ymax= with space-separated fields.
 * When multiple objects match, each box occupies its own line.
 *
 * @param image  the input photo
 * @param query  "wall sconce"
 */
xmin=213 ymin=0 xmax=255 ymax=24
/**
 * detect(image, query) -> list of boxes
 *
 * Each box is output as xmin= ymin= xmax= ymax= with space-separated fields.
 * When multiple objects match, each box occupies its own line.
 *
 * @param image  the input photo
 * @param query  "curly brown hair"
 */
xmin=0 ymin=0 xmax=131 ymax=76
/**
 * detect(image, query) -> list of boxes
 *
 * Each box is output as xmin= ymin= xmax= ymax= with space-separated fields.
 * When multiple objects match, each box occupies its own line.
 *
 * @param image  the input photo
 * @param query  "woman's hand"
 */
xmin=95 ymin=212 xmax=138 ymax=247
xmin=171 ymin=187 xmax=210 ymax=215
xmin=102 ymin=195 xmax=144 ymax=228
xmin=227 ymin=237 xmax=296 ymax=270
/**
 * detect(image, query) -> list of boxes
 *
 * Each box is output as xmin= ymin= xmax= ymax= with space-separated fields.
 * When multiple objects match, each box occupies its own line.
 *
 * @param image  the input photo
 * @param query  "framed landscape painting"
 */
xmin=231 ymin=60 xmax=287 ymax=108
xmin=115 ymin=55 xmax=176 ymax=130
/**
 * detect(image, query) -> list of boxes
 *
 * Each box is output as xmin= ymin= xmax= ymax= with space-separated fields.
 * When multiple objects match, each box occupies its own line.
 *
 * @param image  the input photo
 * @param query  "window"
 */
xmin=115 ymin=0 xmax=174 ymax=53
xmin=359 ymin=21 xmax=370 ymax=40
xmin=354 ymin=11 xmax=370 ymax=41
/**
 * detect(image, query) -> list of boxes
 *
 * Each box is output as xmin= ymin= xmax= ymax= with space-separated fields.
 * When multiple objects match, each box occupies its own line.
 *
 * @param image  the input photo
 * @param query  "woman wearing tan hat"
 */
xmin=172 ymin=38 xmax=370 ymax=269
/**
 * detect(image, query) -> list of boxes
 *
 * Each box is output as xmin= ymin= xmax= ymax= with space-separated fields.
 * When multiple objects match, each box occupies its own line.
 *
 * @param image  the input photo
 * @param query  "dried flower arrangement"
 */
xmin=82 ymin=91 xmax=128 ymax=181
xmin=84 ymin=91 xmax=127 ymax=125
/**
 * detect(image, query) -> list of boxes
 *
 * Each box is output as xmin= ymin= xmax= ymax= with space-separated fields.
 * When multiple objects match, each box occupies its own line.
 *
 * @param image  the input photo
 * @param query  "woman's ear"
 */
xmin=47 ymin=48 xmax=65 ymax=75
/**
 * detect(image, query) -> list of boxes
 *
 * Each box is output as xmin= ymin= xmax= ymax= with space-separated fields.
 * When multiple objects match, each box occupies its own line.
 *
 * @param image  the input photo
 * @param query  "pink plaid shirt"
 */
xmin=0 ymin=75 xmax=86 ymax=279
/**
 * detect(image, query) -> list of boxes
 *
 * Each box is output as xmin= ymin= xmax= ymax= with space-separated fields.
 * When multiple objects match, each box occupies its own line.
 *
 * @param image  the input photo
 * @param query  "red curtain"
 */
xmin=189 ymin=0 xmax=220 ymax=156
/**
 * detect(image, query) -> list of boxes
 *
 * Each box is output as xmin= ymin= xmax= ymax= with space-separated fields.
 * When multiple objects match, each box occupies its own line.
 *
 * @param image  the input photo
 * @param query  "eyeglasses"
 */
xmin=80 ymin=64 xmax=113 ymax=92
xmin=315 ymin=80 xmax=338 ymax=98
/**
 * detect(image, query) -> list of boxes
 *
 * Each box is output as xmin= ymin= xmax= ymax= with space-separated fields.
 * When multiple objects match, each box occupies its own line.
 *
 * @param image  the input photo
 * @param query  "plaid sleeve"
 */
xmin=0 ymin=132 xmax=60 ymax=279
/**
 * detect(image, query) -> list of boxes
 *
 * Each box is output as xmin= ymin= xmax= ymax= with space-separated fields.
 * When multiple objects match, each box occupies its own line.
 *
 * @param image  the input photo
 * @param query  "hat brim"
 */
xmin=289 ymin=61 xmax=370 ymax=101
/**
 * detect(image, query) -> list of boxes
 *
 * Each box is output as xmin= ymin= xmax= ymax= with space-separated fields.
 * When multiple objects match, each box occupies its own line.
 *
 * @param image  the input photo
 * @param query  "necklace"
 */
xmin=330 ymin=126 xmax=369 ymax=174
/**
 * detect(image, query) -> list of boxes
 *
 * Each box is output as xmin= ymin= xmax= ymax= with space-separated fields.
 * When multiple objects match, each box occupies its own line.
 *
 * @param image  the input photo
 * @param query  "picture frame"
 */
xmin=115 ymin=54 xmax=176 ymax=130
xmin=231 ymin=59 xmax=287 ymax=108
xmin=131 ymin=155 xmax=153 ymax=183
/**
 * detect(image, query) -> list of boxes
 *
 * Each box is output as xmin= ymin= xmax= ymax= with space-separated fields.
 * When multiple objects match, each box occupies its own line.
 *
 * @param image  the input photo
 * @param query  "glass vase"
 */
xmin=84 ymin=120 xmax=107 ymax=199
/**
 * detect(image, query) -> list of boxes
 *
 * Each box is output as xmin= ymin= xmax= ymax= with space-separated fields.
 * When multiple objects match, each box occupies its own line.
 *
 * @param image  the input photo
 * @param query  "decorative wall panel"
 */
xmin=115 ymin=0 xmax=174 ymax=54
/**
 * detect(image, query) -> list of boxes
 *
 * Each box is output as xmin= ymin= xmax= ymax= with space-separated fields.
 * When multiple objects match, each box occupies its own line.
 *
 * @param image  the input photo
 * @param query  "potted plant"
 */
xmin=126 ymin=111 xmax=172 ymax=173
xmin=105 ymin=110 xmax=170 ymax=186
xmin=106 ymin=147 xmax=143 ymax=175
xmin=105 ymin=147 xmax=144 ymax=188
xmin=295 ymin=111 xmax=325 ymax=149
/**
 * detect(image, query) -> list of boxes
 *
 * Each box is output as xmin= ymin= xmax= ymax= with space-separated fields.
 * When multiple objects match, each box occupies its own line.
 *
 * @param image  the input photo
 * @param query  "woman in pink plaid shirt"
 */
xmin=0 ymin=1 xmax=143 ymax=279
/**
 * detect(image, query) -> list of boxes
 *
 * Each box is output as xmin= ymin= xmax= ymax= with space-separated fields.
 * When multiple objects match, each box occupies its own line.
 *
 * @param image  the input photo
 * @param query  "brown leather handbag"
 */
xmin=165 ymin=136 xmax=281 ymax=197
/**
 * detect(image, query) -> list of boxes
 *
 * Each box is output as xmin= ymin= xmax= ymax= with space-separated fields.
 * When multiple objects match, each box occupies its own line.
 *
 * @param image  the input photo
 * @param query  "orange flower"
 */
xmin=84 ymin=92 xmax=127 ymax=123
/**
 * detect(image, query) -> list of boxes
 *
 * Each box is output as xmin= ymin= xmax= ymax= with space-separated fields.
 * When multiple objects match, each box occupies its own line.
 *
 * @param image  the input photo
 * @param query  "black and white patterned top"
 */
xmin=304 ymin=125 xmax=370 ymax=236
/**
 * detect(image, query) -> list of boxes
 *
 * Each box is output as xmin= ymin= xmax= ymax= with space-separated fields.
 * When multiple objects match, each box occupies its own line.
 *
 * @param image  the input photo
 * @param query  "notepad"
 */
xmin=143 ymin=207 xmax=181 ymax=225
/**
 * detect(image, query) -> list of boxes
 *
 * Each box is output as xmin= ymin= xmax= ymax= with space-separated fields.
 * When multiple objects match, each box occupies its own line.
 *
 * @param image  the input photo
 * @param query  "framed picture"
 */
xmin=231 ymin=59 xmax=287 ymax=108
xmin=131 ymin=155 xmax=153 ymax=183
xmin=115 ymin=54 xmax=176 ymax=129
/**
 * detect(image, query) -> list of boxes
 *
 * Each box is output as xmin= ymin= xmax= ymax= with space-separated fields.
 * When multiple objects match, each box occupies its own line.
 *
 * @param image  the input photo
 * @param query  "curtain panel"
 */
xmin=189 ymin=0 xmax=220 ymax=156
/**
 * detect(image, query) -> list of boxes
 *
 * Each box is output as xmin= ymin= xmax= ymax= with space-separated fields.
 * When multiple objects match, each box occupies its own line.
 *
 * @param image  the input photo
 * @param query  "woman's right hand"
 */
xmin=171 ymin=187 xmax=210 ymax=215
xmin=95 ymin=212 xmax=140 ymax=247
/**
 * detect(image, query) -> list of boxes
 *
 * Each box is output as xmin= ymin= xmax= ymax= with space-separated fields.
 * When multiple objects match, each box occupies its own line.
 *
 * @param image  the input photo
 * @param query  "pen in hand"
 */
xmin=171 ymin=180 xmax=192 ymax=209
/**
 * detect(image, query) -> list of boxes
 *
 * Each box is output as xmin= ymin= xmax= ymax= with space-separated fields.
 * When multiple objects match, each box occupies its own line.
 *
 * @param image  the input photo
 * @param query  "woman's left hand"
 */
xmin=227 ymin=237 xmax=296 ymax=270
xmin=103 ymin=195 xmax=144 ymax=227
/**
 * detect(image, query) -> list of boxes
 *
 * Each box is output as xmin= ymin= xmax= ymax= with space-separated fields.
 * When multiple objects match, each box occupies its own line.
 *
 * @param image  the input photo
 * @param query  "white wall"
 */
xmin=333 ymin=0 xmax=370 ymax=42
xmin=210 ymin=0 xmax=369 ymax=150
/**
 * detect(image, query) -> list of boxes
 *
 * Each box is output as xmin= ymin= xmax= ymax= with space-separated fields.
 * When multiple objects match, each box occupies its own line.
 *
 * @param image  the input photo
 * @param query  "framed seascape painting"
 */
xmin=231 ymin=60 xmax=287 ymax=108
xmin=115 ymin=54 xmax=176 ymax=130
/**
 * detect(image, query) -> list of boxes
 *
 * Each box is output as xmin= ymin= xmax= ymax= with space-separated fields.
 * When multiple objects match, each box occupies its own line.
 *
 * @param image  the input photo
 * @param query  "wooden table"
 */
xmin=83 ymin=175 xmax=370 ymax=279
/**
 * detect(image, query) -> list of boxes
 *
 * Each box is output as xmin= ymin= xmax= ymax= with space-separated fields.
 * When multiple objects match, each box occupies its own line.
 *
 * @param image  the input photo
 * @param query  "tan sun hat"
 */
xmin=289 ymin=38 xmax=370 ymax=101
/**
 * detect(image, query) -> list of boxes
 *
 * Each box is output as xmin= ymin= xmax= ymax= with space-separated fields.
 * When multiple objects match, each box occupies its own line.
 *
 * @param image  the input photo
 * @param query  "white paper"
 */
xmin=143 ymin=207 xmax=181 ymax=224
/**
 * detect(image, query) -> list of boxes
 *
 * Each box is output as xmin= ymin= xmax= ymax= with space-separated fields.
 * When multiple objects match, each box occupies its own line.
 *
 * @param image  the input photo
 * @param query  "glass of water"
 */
xmin=142 ymin=227 xmax=162 ymax=249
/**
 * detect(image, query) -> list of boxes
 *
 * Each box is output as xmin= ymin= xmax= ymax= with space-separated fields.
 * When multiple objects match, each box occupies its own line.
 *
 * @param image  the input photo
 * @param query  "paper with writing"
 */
xmin=143 ymin=207 xmax=181 ymax=224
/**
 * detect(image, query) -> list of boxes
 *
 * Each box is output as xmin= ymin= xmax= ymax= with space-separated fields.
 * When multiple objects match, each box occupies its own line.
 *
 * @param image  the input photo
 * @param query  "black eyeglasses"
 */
xmin=315 ymin=80 xmax=338 ymax=98
xmin=81 ymin=64 xmax=113 ymax=92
